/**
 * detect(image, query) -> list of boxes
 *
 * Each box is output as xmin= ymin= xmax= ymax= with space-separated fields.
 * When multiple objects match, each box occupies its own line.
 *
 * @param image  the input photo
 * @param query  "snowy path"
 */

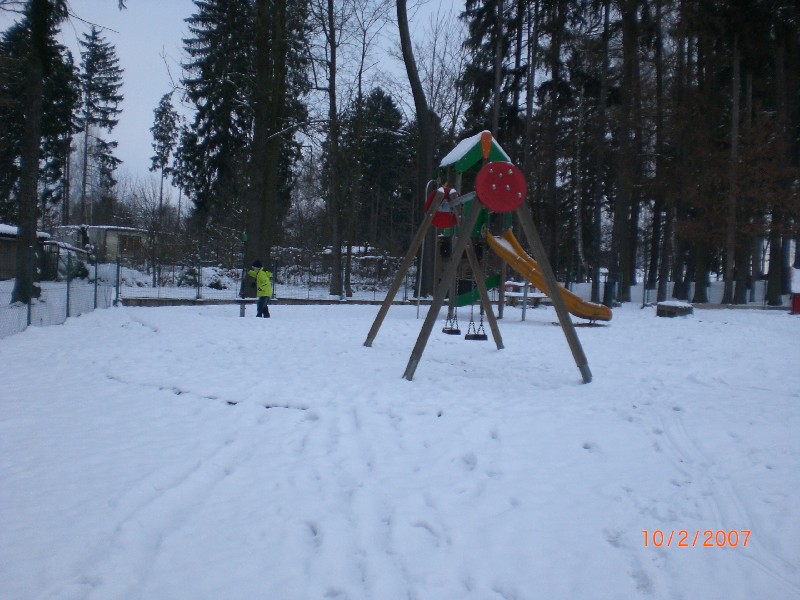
xmin=1 ymin=303 xmax=799 ymax=599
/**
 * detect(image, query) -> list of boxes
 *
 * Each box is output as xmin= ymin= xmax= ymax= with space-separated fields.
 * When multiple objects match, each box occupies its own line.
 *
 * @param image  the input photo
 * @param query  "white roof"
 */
xmin=55 ymin=225 xmax=146 ymax=233
xmin=0 ymin=223 xmax=51 ymax=239
xmin=439 ymin=131 xmax=510 ymax=168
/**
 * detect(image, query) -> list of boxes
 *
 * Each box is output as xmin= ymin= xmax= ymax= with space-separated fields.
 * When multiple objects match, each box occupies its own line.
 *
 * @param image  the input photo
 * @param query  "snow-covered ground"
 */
xmin=1 ymin=302 xmax=798 ymax=599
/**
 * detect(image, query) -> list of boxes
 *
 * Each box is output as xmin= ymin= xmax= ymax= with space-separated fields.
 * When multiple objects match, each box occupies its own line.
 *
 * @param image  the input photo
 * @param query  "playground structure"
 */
xmin=364 ymin=131 xmax=605 ymax=383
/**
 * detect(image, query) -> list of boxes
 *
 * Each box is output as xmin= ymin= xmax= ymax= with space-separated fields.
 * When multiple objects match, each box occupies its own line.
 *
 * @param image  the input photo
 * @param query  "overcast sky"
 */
xmin=2 ymin=0 xmax=461 ymax=203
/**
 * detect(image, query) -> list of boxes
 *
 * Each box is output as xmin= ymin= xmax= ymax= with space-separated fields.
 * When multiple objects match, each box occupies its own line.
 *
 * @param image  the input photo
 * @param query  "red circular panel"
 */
xmin=424 ymin=187 xmax=458 ymax=229
xmin=475 ymin=162 xmax=526 ymax=212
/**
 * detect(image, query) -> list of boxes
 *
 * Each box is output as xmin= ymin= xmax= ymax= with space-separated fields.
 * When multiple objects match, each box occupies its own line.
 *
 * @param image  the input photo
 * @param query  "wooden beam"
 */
xmin=364 ymin=189 xmax=444 ymax=347
xmin=403 ymin=199 xmax=483 ymax=380
xmin=515 ymin=206 xmax=593 ymax=383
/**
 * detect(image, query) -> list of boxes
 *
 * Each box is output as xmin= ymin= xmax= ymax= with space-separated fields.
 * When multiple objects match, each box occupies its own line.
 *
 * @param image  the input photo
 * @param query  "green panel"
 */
xmin=488 ymin=145 xmax=510 ymax=163
xmin=454 ymin=144 xmax=485 ymax=173
xmin=455 ymin=199 xmax=488 ymax=238
xmin=455 ymin=273 xmax=502 ymax=307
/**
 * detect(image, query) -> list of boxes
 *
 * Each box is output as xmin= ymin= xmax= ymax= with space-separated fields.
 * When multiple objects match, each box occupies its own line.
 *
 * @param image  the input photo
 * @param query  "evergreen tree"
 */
xmin=340 ymin=87 xmax=409 ymax=252
xmin=4 ymin=0 xmax=125 ymax=304
xmin=149 ymin=91 xmax=179 ymax=212
xmin=176 ymin=0 xmax=255 ymax=232
xmin=459 ymin=0 xmax=528 ymax=149
xmin=40 ymin=47 xmax=79 ymax=227
xmin=77 ymin=25 xmax=123 ymax=224
xmin=243 ymin=0 xmax=308 ymax=281
xmin=0 ymin=13 xmax=78 ymax=226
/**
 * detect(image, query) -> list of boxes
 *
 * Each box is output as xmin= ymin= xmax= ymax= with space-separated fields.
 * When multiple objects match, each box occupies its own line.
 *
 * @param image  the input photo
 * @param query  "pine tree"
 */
xmin=149 ymin=91 xmax=179 ymax=213
xmin=5 ymin=1 xmax=125 ymax=304
xmin=340 ymin=88 xmax=408 ymax=251
xmin=243 ymin=0 xmax=309 ymax=278
xmin=0 ymin=12 xmax=79 ymax=226
xmin=176 ymin=0 xmax=255 ymax=230
xmin=40 ymin=47 xmax=80 ymax=227
xmin=77 ymin=25 xmax=123 ymax=224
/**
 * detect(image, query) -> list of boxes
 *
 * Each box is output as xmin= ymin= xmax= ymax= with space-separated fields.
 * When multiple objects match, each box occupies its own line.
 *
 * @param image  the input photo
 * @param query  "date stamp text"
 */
xmin=642 ymin=529 xmax=750 ymax=548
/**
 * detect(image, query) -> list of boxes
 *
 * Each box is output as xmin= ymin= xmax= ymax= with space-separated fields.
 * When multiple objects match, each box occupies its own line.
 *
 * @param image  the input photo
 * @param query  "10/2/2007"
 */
xmin=642 ymin=529 xmax=751 ymax=548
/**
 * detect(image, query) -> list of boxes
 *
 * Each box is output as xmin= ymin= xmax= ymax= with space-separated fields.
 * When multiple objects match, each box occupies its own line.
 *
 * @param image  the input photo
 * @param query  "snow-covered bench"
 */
xmin=504 ymin=282 xmax=549 ymax=307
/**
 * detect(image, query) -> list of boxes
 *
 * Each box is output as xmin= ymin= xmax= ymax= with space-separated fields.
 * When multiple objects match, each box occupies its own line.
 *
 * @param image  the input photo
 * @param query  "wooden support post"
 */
xmin=403 ymin=200 xmax=483 ymax=380
xmin=464 ymin=241 xmax=504 ymax=349
xmin=364 ymin=190 xmax=444 ymax=347
xmin=515 ymin=206 xmax=593 ymax=383
xmin=498 ymin=262 xmax=507 ymax=319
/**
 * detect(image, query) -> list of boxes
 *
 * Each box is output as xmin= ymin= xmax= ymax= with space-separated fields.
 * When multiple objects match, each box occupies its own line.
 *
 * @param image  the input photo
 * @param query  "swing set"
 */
xmin=364 ymin=131 xmax=594 ymax=383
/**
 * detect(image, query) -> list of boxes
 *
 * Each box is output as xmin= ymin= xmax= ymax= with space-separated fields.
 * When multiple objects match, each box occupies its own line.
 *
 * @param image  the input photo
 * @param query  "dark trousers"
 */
xmin=256 ymin=296 xmax=271 ymax=318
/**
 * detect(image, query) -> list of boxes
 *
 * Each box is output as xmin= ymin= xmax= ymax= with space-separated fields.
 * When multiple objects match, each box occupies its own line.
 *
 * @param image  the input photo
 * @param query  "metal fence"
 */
xmin=115 ymin=247 xmax=417 ymax=303
xmin=1 ymin=246 xmax=115 ymax=339
xmin=1 ymin=240 xmax=420 ymax=339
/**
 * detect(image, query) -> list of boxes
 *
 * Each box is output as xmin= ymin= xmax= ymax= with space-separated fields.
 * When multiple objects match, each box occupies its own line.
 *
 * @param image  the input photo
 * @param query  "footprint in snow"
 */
xmin=461 ymin=452 xmax=478 ymax=471
xmin=582 ymin=442 xmax=599 ymax=453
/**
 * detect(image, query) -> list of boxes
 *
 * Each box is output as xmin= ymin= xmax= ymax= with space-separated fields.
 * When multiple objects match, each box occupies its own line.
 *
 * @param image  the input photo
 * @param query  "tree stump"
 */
xmin=656 ymin=302 xmax=693 ymax=317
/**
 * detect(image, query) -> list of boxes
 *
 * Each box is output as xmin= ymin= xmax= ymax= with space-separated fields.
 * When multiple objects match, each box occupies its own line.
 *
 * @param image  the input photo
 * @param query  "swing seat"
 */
xmin=442 ymin=327 xmax=462 ymax=335
xmin=465 ymin=332 xmax=488 ymax=341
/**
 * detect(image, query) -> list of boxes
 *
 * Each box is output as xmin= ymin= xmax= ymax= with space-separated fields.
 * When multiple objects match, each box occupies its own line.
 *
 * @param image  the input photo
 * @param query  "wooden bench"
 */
xmin=656 ymin=302 xmax=693 ymax=317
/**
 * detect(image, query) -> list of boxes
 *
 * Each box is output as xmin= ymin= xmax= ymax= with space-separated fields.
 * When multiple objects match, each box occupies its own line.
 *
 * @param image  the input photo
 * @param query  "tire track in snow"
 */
xmin=42 ymin=416 xmax=272 ymax=600
xmin=345 ymin=400 xmax=419 ymax=599
xmin=295 ymin=395 xmax=416 ymax=599
xmin=644 ymin=402 xmax=800 ymax=596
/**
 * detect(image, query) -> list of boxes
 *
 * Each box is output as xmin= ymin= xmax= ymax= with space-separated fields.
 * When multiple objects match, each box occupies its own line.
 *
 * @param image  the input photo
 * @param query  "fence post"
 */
xmin=93 ymin=254 xmax=98 ymax=309
xmin=66 ymin=253 xmax=71 ymax=319
xmin=115 ymin=256 xmax=120 ymax=305
xmin=196 ymin=260 xmax=201 ymax=300
xmin=27 ymin=245 xmax=33 ymax=326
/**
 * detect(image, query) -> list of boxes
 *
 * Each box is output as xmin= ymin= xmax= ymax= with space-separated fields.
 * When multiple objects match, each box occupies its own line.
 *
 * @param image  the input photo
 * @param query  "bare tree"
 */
xmin=414 ymin=5 xmax=468 ymax=144
xmin=305 ymin=0 xmax=358 ymax=296
xmin=341 ymin=0 xmax=392 ymax=296
xmin=396 ymin=0 xmax=437 ymax=296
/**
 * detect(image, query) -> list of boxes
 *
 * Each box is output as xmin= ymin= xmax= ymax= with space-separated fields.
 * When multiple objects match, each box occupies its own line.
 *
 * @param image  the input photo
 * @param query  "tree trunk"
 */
xmin=781 ymin=235 xmax=792 ymax=295
xmin=542 ymin=0 xmax=565 ymax=271
xmin=766 ymin=227 xmax=783 ymax=305
xmin=671 ymin=236 xmax=689 ymax=300
xmin=613 ymin=0 xmax=641 ymax=303
xmin=11 ymin=5 xmax=47 ymax=305
xmin=647 ymin=0 xmax=665 ymax=293
xmin=62 ymin=134 xmax=71 ymax=225
xmin=721 ymin=35 xmax=740 ymax=304
xmin=591 ymin=0 xmax=609 ymax=304
xmin=243 ymin=0 xmax=288 ymax=297
xmin=749 ymin=234 xmax=762 ymax=302
xmin=397 ymin=0 xmax=435 ymax=296
xmin=327 ymin=0 xmax=343 ymax=297
xmin=522 ymin=0 xmax=539 ymax=181
xmin=733 ymin=242 xmax=749 ymax=304
xmin=692 ymin=242 xmax=709 ymax=303
xmin=80 ymin=119 xmax=90 ymax=224
xmin=490 ymin=0 xmax=504 ymax=134
xmin=656 ymin=200 xmax=674 ymax=302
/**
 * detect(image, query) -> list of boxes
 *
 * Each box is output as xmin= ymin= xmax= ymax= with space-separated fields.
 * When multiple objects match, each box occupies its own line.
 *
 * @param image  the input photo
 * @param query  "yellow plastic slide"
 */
xmin=486 ymin=229 xmax=613 ymax=322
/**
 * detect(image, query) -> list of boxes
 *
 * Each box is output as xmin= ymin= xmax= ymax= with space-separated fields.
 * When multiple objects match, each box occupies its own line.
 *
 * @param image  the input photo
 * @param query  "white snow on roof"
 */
xmin=54 ymin=225 xmax=146 ymax=233
xmin=439 ymin=131 xmax=510 ymax=168
xmin=0 ymin=223 xmax=51 ymax=239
